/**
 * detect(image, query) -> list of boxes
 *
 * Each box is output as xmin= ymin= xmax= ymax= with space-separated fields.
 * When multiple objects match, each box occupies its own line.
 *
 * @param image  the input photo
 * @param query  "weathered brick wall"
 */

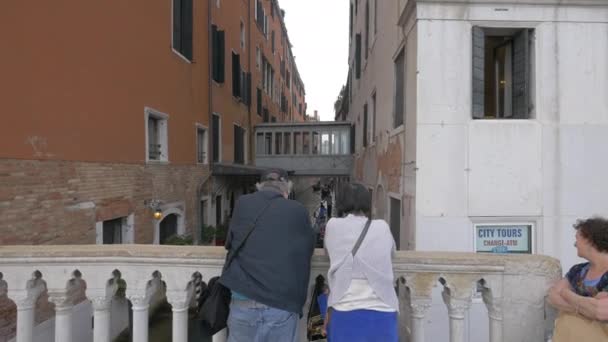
xmin=0 ymin=159 xmax=210 ymax=245
xmin=0 ymin=159 xmax=210 ymax=340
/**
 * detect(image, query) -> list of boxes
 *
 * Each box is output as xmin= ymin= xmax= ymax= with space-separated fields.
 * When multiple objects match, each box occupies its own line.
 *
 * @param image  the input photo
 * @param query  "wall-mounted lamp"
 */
xmin=145 ymin=199 xmax=164 ymax=220
xmin=153 ymin=209 xmax=163 ymax=220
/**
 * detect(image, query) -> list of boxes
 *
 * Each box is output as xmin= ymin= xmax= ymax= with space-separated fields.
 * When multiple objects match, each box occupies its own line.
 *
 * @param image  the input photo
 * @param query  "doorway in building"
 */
xmin=390 ymin=197 xmax=401 ymax=250
xmin=159 ymin=214 xmax=178 ymax=244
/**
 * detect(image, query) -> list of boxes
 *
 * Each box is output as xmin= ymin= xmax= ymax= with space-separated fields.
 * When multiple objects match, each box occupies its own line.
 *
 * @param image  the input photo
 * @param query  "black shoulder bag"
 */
xmin=198 ymin=198 xmax=276 ymax=335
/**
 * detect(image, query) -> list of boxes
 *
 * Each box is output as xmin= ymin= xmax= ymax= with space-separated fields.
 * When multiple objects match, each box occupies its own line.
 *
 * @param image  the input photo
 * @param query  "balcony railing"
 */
xmin=0 ymin=245 xmax=560 ymax=342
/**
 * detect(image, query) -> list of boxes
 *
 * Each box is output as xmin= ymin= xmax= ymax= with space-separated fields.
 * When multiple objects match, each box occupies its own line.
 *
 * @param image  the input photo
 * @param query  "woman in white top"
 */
xmin=324 ymin=182 xmax=398 ymax=342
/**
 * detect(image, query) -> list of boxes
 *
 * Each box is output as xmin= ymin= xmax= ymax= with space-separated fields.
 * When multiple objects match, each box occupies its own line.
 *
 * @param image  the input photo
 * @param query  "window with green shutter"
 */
xmin=172 ymin=0 xmax=193 ymax=60
xmin=472 ymin=27 xmax=534 ymax=119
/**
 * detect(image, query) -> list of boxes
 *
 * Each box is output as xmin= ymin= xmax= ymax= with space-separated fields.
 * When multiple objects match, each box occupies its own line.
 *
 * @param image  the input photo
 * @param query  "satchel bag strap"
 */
xmin=224 ymin=197 xmax=277 ymax=269
xmin=351 ymin=218 xmax=372 ymax=256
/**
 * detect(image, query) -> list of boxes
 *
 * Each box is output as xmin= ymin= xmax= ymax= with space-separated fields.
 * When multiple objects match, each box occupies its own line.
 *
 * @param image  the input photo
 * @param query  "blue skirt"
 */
xmin=327 ymin=309 xmax=398 ymax=342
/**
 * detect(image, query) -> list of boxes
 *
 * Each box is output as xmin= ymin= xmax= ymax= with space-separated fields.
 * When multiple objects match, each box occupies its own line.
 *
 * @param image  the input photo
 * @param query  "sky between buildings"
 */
xmin=279 ymin=0 xmax=349 ymax=121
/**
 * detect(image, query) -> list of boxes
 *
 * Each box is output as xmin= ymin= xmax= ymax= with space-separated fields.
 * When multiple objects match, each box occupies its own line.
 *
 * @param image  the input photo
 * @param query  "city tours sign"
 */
xmin=475 ymin=223 xmax=533 ymax=254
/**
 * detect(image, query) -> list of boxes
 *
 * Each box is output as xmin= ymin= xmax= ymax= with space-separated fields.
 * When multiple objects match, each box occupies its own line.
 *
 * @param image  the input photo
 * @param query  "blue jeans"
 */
xmin=227 ymin=298 xmax=299 ymax=342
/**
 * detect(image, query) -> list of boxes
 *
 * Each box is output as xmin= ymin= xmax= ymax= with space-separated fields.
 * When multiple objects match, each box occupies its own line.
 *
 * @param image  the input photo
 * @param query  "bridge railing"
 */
xmin=0 ymin=245 xmax=560 ymax=342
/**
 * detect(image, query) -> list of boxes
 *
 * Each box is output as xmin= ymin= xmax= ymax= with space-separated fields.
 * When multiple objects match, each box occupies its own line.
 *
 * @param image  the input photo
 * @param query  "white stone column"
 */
xmin=15 ymin=298 xmax=36 ymax=342
xmin=482 ymin=292 xmax=503 ymax=342
xmin=443 ymin=296 xmax=471 ymax=342
xmin=130 ymin=296 xmax=149 ymax=342
xmin=167 ymin=293 xmax=189 ymax=342
xmin=91 ymin=297 xmax=112 ymax=342
xmin=49 ymin=294 xmax=74 ymax=342
xmin=410 ymin=298 xmax=432 ymax=342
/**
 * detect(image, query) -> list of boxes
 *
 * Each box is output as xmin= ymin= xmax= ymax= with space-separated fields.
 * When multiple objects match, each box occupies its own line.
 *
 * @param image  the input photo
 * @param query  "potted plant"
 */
xmin=163 ymin=234 xmax=194 ymax=245
xmin=215 ymin=222 xmax=228 ymax=246
xmin=200 ymin=224 xmax=216 ymax=245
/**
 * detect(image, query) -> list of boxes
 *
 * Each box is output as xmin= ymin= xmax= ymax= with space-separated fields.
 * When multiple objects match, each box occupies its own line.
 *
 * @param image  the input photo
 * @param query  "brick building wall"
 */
xmin=0 ymin=159 xmax=210 ymax=245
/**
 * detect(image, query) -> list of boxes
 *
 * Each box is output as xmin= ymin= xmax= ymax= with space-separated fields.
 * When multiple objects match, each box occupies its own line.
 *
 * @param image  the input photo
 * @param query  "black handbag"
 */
xmin=198 ymin=198 xmax=276 ymax=335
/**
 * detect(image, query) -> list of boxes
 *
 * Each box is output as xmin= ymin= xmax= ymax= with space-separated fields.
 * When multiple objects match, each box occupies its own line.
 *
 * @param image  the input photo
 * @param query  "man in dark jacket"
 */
xmin=220 ymin=168 xmax=314 ymax=342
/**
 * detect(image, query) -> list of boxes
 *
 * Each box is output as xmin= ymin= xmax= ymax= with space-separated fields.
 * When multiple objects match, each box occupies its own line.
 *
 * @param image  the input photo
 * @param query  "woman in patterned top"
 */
xmin=548 ymin=217 xmax=608 ymax=324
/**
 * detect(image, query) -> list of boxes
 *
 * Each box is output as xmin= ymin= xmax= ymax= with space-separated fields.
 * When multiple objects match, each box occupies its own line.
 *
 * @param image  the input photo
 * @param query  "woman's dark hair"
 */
xmin=336 ymin=182 xmax=371 ymax=217
xmin=574 ymin=217 xmax=608 ymax=253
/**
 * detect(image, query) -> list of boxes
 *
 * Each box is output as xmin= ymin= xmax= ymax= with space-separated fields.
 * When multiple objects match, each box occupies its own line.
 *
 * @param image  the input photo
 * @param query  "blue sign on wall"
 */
xmin=475 ymin=224 xmax=533 ymax=254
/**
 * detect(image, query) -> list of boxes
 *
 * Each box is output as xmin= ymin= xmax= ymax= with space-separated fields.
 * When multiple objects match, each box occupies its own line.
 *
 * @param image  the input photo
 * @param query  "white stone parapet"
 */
xmin=0 ymin=245 xmax=561 ymax=342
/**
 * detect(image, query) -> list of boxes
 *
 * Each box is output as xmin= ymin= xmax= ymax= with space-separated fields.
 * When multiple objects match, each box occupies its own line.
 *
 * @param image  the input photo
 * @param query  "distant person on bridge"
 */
xmin=548 ymin=217 xmax=608 ymax=341
xmin=323 ymin=182 xmax=399 ymax=342
xmin=220 ymin=168 xmax=314 ymax=342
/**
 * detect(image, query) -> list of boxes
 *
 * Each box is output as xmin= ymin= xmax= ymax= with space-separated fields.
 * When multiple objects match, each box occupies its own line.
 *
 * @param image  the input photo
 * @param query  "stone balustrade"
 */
xmin=0 ymin=245 xmax=561 ymax=342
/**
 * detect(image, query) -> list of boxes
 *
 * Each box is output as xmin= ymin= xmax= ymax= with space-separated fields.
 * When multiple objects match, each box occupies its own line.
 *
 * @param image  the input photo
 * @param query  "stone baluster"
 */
xmin=128 ymin=271 xmax=164 ymax=342
xmin=166 ymin=291 xmax=189 ymax=342
xmin=480 ymin=278 xmax=503 ymax=342
xmin=91 ymin=296 xmax=112 ymax=342
xmin=440 ymin=276 xmax=476 ymax=342
xmin=403 ymin=274 xmax=436 ymax=342
xmin=410 ymin=297 xmax=432 ymax=342
xmin=15 ymin=296 xmax=37 ymax=342
xmin=129 ymin=295 xmax=149 ymax=342
xmin=48 ymin=292 xmax=74 ymax=342
xmin=12 ymin=271 xmax=46 ymax=342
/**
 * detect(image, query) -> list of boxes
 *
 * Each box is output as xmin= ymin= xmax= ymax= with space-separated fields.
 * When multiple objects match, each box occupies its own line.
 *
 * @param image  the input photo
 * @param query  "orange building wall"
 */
xmin=211 ymin=0 xmax=307 ymax=164
xmin=0 ymin=0 xmax=209 ymax=164
xmin=211 ymin=0 xmax=251 ymax=164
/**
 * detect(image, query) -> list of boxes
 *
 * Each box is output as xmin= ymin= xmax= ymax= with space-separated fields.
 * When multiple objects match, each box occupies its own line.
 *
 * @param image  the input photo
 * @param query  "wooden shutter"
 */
xmin=512 ymin=29 xmax=530 ymax=119
xmin=365 ymin=1 xmax=369 ymax=59
xmin=173 ymin=0 xmax=182 ymax=52
xmin=218 ymin=30 xmax=225 ymax=82
xmin=394 ymin=49 xmax=405 ymax=127
xmin=257 ymin=88 xmax=262 ymax=116
xmin=182 ymin=0 xmax=193 ymax=60
xmin=256 ymin=0 xmax=264 ymax=24
xmin=212 ymin=25 xmax=219 ymax=81
xmin=245 ymin=72 xmax=252 ymax=106
xmin=212 ymin=27 xmax=225 ymax=83
xmin=232 ymin=53 xmax=241 ymax=97
xmin=350 ymin=124 xmax=356 ymax=154
xmin=363 ymin=104 xmax=368 ymax=147
xmin=355 ymin=34 xmax=361 ymax=79
xmin=472 ymin=26 xmax=485 ymax=119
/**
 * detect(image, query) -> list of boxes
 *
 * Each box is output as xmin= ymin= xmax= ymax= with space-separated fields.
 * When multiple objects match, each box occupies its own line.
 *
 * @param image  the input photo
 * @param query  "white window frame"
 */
xmin=145 ymin=107 xmax=169 ymax=163
xmin=240 ymin=19 xmax=246 ymax=50
xmin=96 ymin=214 xmax=135 ymax=244
xmin=153 ymin=202 xmax=186 ymax=245
xmin=196 ymin=123 xmax=208 ymax=164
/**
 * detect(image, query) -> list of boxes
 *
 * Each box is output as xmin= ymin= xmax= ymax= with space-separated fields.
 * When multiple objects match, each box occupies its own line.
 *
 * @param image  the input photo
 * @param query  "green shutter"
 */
xmin=512 ymin=29 xmax=530 ymax=119
xmin=472 ymin=26 xmax=485 ymax=119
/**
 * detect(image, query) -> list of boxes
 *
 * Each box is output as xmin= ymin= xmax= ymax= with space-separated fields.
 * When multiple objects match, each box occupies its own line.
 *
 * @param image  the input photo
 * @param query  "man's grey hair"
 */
xmin=256 ymin=179 xmax=293 ymax=195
